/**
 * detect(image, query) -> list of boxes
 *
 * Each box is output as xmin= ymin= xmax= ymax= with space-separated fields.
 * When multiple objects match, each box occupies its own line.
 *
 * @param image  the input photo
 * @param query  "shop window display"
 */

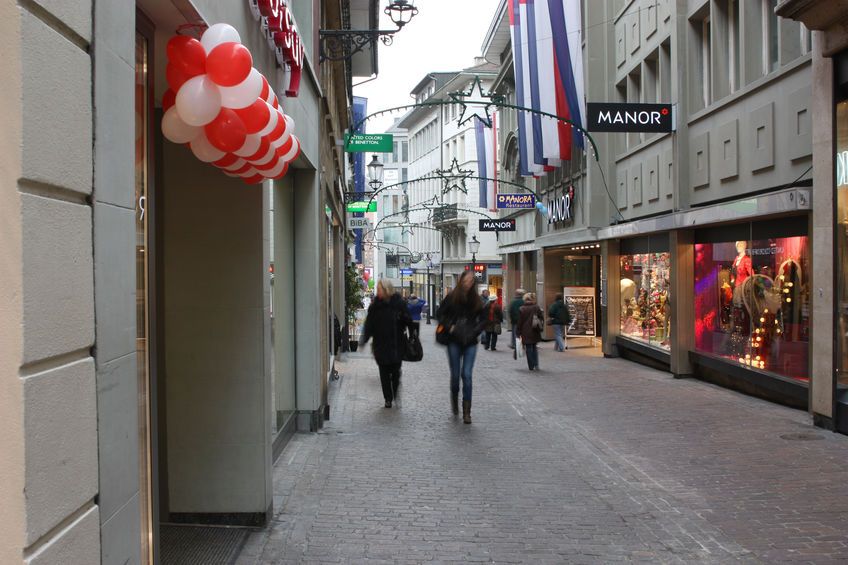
xmin=694 ymin=234 xmax=809 ymax=381
xmin=620 ymin=253 xmax=671 ymax=350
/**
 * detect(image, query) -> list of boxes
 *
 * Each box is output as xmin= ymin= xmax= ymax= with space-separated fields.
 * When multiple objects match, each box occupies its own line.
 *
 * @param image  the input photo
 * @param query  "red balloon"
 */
xmin=166 ymin=63 xmax=190 ymax=91
xmin=213 ymin=153 xmax=240 ymax=168
xmin=254 ymin=156 xmax=280 ymax=172
xmin=244 ymin=173 xmax=265 ymax=185
xmin=231 ymin=161 xmax=253 ymax=175
xmin=162 ymin=89 xmax=176 ymax=111
xmin=167 ymin=36 xmax=206 ymax=77
xmin=204 ymin=109 xmax=248 ymax=152
xmin=275 ymin=137 xmax=293 ymax=156
xmin=260 ymin=76 xmax=270 ymax=101
xmin=206 ymin=42 xmax=253 ymax=87
xmin=265 ymin=114 xmax=287 ymax=142
xmin=245 ymin=136 xmax=271 ymax=162
xmin=234 ymin=99 xmax=271 ymax=134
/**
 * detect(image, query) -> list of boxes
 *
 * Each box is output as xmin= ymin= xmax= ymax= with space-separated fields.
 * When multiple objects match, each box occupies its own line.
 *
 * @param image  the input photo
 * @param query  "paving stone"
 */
xmin=238 ymin=326 xmax=848 ymax=563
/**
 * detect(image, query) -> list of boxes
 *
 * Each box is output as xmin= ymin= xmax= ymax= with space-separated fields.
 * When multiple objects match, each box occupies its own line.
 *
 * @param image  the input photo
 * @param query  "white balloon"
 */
xmin=234 ymin=133 xmax=262 ymax=157
xmin=238 ymin=166 xmax=260 ymax=179
xmin=280 ymin=135 xmax=300 ymax=163
xmin=219 ymin=68 xmax=263 ymax=109
xmin=256 ymin=106 xmax=279 ymax=138
xmin=270 ymin=113 xmax=291 ymax=148
xmin=190 ymin=133 xmax=226 ymax=163
xmin=161 ymin=107 xmax=201 ymax=144
xmin=201 ymin=23 xmax=241 ymax=53
xmin=221 ymin=157 xmax=247 ymax=172
xmin=264 ymin=158 xmax=288 ymax=179
xmin=284 ymin=114 xmax=295 ymax=132
xmin=250 ymin=146 xmax=277 ymax=167
xmin=265 ymin=85 xmax=277 ymax=105
xmin=175 ymin=75 xmax=222 ymax=126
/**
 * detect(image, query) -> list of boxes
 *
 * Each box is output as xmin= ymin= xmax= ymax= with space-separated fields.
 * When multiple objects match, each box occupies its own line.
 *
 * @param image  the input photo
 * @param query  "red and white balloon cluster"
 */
xmin=160 ymin=23 xmax=301 ymax=184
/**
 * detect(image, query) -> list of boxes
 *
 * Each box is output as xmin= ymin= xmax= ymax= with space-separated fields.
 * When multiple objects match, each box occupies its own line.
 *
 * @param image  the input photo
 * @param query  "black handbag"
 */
xmin=403 ymin=330 xmax=423 ymax=362
xmin=451 ymin=316 xmax=480 ymax=346
xmin=435 ymin=323 xmax=451 ymax=345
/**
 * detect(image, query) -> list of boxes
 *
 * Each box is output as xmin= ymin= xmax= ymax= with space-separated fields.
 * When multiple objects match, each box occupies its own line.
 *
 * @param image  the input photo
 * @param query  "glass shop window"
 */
xmin=619 ymin=236 xmax=671 ymax=351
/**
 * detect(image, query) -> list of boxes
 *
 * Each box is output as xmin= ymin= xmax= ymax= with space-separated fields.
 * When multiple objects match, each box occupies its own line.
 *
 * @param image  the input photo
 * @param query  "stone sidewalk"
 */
xmin=236 ymin=326 xmax=848 ymax=564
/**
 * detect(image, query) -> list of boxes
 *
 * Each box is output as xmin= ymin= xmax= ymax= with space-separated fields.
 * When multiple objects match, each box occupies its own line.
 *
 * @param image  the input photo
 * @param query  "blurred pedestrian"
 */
xmin=547 ymin=293 xmax=571 ymax=351
xmin=482 ymin=292 xmax=504 ymax=351
xmin=518 ymin=293 xmax=544 ymax=371
xmin=436 ymin=270 xmax=485 ymax=424
xmin=406 ymin=294 xmax=426 ymax=336
xmin=508 ymin=288 xmax=525 ymax=351
xmin=361 ymin=280 xmax=414 ymax=408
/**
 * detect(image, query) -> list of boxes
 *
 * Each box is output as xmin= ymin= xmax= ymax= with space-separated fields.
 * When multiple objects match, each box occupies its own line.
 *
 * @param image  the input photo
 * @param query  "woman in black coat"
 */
xmin=360 ymin=279 xmax=413 ymax=408
xmin=518 ymin=293 xmax=544 ymax=371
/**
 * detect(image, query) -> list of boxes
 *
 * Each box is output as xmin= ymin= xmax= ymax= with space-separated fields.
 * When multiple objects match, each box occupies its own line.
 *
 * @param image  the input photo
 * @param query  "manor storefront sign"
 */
xmin=479 ymin=219 xmax=516 ymax=232
xmin=496 ymin=193 xmax=536 ymax=209
xmin=586 ymin=102 xmax=673 ymax=133
xmin=249 ymin=0 xmax=305 ymax=97
xmin=547 ymin=186 xmax=575 ymax=225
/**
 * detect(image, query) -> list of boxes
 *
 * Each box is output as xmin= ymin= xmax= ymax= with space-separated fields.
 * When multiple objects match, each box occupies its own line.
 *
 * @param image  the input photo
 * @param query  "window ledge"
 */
xmin=688 ymin=55 xmax=811 ymax=126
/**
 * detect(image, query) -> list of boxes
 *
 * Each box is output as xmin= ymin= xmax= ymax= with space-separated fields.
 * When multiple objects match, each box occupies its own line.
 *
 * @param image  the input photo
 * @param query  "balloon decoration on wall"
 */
xmin=160 ymin=23 xmax=300 ymax=184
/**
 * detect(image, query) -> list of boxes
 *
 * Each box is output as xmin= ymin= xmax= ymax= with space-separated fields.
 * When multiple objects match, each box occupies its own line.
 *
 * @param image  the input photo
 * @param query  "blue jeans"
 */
xmin=524 ymin=343 xmax=539 ymax=369
xmin=553 ymin=324 xmax=565 ymax=351
xmin=447 ymin=342 xmax=477 ymax=402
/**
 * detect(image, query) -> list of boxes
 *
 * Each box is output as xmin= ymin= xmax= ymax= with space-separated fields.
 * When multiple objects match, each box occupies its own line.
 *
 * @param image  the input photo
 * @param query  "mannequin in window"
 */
xmin=731 ymin=240 xmax=752 ymax=339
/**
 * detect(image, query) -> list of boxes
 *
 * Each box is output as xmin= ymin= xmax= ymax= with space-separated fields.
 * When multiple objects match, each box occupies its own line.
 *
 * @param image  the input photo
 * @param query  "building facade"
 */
xmin=484 ymin=0 xmax=821 ymax=418
xmin=0 ymin=0 xmax=368 ymax=563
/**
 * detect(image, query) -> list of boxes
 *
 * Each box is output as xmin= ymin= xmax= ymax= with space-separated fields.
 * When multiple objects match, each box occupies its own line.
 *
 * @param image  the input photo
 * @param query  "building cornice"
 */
xmin=776 ymin=0 xmax=848 ymax=55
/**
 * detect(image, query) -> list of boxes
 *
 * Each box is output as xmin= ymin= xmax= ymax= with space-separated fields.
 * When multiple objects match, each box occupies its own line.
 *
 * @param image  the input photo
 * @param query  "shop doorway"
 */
xmin=543 ymin=246 xmax=603 ymax=352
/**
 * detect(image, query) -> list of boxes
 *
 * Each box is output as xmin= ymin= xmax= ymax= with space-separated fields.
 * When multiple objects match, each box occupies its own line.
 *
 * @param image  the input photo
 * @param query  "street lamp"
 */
xmin=319 ymin=1 xmax=419 ymax=62
xmin=367 ymin=154 xmax=384 ymax=192
xmin=469 ymin=235 xmax=480 ymax=268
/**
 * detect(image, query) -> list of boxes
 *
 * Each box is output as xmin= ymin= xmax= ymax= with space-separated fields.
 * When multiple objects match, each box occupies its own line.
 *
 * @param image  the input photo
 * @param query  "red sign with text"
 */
xmin=249 ymin=0 xmax=304 ymax=97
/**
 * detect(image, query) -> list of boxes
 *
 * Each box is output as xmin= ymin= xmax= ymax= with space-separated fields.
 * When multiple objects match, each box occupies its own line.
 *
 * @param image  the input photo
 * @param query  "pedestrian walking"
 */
xmin=547 ymin=293 xmax=571 ymax=351
xmin=436 ymin=270 xmax=486 ymax=424
xmin=518 ymin=293 xmax=544 ymax=371
xmin=508 ymin=288 xmax=525 ymax=351
xmin=406 ymin=294 xmax=426 ymax=336
xmin=360 ymin=280 xmax=414 ymax=408
xmin=482 ymin=293 xmax=504 ymax=351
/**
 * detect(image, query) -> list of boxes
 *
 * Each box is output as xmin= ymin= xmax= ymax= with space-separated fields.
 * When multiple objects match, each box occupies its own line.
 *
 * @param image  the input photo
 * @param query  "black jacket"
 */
xmin=361 ymin=294 xmax=413 ymax=365
xmin=518 ymin=303 xmax=544 ymax=345
xmin=437 ymin=293 xmax=486 ymax=346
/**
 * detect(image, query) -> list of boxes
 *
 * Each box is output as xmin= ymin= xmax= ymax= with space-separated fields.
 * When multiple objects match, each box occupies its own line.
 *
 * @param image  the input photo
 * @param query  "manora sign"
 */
xmin=496 ymin=193 xmax=536 ymax=209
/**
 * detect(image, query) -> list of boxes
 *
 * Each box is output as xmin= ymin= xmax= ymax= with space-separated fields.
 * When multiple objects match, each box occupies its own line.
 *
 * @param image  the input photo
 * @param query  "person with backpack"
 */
xmin=481 ymin=293 xmax=504 ymax=351
xmin=547 ymin=293 xmax=571 ymax=351
xmin=436 ymin=270 xmax=486 ymax=424
xmin=360 ymin=279 xmax=414 ymax=408
xmin=518 ymin=293 xmax=544 ymax=371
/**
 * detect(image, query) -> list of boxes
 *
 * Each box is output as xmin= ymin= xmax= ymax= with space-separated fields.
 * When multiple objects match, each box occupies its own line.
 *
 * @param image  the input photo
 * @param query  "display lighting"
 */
xmin=161 ymin=24 xmax=300 ymax=184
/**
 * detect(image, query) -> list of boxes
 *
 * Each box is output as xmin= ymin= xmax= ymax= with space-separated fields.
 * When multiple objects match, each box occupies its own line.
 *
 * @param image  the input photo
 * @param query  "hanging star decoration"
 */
xmin=435 ymin=157 xmax=473 ymax=196
xmin=448 ymin=75 xmax=502 ymax=128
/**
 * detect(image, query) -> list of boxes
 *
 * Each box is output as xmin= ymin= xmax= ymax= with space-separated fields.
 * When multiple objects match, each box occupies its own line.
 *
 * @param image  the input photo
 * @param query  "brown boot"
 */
xmin=462 ymin=400 xmax=472 ymax=424
xmin=451 ymin=392 xmax=459 ymax=415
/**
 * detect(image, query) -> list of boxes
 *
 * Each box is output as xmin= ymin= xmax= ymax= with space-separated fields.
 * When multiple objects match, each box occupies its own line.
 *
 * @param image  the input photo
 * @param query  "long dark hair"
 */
xmin=449 ymin=270 xmax=482 ymax=312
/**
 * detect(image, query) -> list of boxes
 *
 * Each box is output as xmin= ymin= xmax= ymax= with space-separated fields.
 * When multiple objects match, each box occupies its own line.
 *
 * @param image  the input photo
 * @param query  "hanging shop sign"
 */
xmin=547 ymin=186 xmax=575 ymax=224
xmin=496 ymin=193 xmax=536 ymax=209
xmin=347 ymin=217 xmax=372 ymax=230
xmin=160 ymin=24 xmax=301 ymax=185
xmin=478 ymin=219 xmax=516 ymax=232
xmin=248 ymin=0 xmax=304 ymax=97
xmin=400 ymin=268 xmax=414 ymax=277
xmin=464 ymin=263 xmax=487 ymax=282
xmin=586 ymin=102 xmax=673 ymax=133
xmin=344 ymin=133 xmax=394 ymax=153
xmin=347 ymin=201 xmax=377 ymax=213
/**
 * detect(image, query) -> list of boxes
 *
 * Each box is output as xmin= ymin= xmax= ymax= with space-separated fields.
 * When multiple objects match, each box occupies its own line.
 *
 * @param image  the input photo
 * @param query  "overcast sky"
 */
xmin=353 ymin=0 xmax=501 ymax=134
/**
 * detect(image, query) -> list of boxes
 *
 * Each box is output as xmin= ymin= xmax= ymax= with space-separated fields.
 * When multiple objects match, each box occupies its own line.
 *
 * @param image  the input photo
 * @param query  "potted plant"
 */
xmin=344 ymin=264 xmax=365 ymax=351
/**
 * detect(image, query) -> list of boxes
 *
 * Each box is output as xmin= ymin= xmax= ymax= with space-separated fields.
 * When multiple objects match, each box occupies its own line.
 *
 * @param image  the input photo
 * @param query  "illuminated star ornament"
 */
xmin=435 ymin=158 xmax=474 ymax=196
xmin=449 ymin=75 xmax=500 ymax=127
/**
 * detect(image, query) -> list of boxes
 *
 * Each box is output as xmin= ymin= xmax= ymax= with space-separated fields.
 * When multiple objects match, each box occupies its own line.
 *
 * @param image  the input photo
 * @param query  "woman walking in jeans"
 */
xmin=437 ymin=271 xmax=485 ymax=424
xmin=518 ymin=293 xmax=544 ymax=371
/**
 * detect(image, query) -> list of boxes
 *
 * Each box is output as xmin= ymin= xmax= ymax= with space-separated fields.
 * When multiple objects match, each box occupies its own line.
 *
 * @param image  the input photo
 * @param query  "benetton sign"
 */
xmin=586 ymin=103 xmax=673 ymax=133
xmin=249 ymin=0 xmax=304 ymax=97
xmin=345 ymin=133 xmax=394 ymax=153
xmin=479 ymin=219 xmax=516 ymax=232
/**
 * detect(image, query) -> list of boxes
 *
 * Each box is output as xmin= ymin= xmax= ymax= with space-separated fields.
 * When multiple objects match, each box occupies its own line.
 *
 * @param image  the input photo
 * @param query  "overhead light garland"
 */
xmin=435 ymin=158 xmax=474 ymax=196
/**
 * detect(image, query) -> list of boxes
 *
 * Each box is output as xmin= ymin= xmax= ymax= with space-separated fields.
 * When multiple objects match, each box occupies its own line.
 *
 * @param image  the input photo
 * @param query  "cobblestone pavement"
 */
xmin=237 ymin=326 xmax=848 ymax=564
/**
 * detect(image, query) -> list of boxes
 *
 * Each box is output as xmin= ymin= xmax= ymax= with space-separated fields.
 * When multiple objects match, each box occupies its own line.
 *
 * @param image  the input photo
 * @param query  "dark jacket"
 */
xmin=406 ymin=298 xmax=427 ymax=321
xmin=437 ymin=293 xmax=486 ymax=346
xmin=482 ymin=299 xmax=504 ymax=332
xmin=548 ymin=299 xmax=571 ymax=326
xmin=508 ymin=297 xmax=524 ymax=325
xmin=361 ymin=293 xmax=413 ymax=365
xmin=518 ymin=303 xmax=544 ymax=345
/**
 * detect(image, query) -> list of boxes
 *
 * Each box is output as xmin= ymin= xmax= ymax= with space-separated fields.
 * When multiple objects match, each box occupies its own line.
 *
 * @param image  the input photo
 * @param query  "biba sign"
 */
xmin=249 ymin=0 xmax=304 ymax=97
xmin=547 ymin=186 xmax=575 ymax=225
xmin=586 ymin=102 xmax=673 ymax=133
